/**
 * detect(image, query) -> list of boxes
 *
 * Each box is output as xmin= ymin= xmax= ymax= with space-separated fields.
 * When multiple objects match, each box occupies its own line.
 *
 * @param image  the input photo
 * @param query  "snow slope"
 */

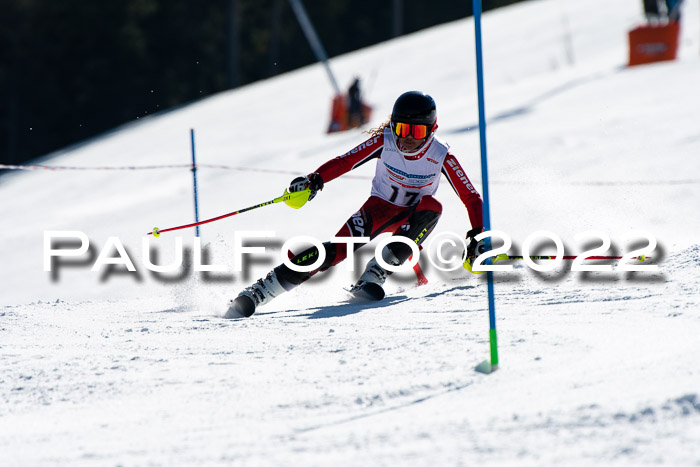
xmin=2 ymin=0 xmax=700 ymax=465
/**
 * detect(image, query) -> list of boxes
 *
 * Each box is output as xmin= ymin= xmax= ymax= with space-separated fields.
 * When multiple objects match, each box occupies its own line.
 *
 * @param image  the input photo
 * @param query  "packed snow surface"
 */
xmin=2 ymin=0 xmax=700 ymax=465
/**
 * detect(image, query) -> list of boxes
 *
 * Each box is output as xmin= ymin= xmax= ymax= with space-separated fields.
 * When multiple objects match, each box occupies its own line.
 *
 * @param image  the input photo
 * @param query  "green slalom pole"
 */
xmin=473 ymin=0 xmax=499 ymax=374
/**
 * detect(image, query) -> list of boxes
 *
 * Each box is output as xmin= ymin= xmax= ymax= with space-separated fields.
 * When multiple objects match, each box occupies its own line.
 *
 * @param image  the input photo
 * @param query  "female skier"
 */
xmin=226 ymin=91 xmax=485 ymax=318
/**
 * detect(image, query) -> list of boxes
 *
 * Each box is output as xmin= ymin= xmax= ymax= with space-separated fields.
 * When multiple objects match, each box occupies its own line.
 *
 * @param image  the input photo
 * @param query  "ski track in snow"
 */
xmin=2 ymin=245 xmax=700 ymax=465
xmin=3 ymin=0 xmax=700 ymax=463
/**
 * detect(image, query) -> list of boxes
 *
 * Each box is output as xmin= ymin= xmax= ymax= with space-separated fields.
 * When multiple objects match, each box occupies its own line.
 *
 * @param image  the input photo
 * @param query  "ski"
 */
xmin=345 ymin=282 xmax=385 ymax=302
xmin=224 ymin=296 xmax=256 ymax=319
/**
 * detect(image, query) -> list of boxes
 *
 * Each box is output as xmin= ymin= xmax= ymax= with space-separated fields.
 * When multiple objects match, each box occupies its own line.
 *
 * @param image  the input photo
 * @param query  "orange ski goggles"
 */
xmin=392 ymin=122 xmax=431 ymax=139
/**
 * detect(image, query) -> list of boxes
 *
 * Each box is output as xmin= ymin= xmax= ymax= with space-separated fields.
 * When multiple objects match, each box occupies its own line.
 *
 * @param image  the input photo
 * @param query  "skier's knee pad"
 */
xmin=275 ymin=242 xmax=337 ymax=290
xmin=404 ymin=208 xmax=441 ymax=243
xmin=388 ymin=206 xmax=442 ymax=263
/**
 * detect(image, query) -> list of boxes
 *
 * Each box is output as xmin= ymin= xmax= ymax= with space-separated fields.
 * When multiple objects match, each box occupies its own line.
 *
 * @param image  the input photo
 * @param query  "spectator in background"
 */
xmin=644 ymin=0 xmax=683 ymax=23
xmin=347 ymin=77 xmax=364 ymax=128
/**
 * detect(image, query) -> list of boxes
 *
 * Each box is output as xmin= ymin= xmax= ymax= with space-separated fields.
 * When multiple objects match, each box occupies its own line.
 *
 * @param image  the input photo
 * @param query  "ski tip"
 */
xmin=224 ymin=296 xmax=256 ymax=319
xmin=347 ymin=282 xmax=385 ymax=301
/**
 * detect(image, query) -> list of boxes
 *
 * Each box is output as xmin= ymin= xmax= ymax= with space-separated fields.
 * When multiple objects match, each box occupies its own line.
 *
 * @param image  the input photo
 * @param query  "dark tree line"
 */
xmin=1 ymin=0 xmax=528 ymax=166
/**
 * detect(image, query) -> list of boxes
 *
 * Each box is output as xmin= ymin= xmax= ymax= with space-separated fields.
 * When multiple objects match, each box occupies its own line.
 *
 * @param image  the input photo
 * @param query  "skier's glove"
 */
xmin=464 ymin=226 xmax=486 ymax=273
xmin=466 ymin=227 xmax=486 ymax=260
xmin=289 ymin=172 xmax=324 ymax=201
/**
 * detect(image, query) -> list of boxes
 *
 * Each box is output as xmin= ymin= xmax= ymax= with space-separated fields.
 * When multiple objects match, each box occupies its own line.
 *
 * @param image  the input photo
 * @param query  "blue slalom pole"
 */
xmin=472 ymin=0 xmax=499 ymax=371
xmin=190 ymin=129 xmax=201 ymax=237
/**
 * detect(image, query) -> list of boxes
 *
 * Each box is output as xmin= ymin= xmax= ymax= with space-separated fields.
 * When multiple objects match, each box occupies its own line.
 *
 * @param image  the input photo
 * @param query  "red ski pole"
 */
xmin=464 ymin=254 xmax=650 ymax=273
xmin=148 ymin=188 xmax=311 ymax=237
xmin=501 ymin=255 xmax=649 ymax=260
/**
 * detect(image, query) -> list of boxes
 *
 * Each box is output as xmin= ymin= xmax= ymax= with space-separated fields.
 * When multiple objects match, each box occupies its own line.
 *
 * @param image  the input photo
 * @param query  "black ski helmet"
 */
xmin=391 ymin=91 xmax=437 ymax=126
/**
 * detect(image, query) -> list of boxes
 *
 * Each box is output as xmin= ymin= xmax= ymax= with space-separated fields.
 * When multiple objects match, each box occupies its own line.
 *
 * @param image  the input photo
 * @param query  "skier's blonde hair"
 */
xmin=366 ymin=118 xmax=392 ymax=137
